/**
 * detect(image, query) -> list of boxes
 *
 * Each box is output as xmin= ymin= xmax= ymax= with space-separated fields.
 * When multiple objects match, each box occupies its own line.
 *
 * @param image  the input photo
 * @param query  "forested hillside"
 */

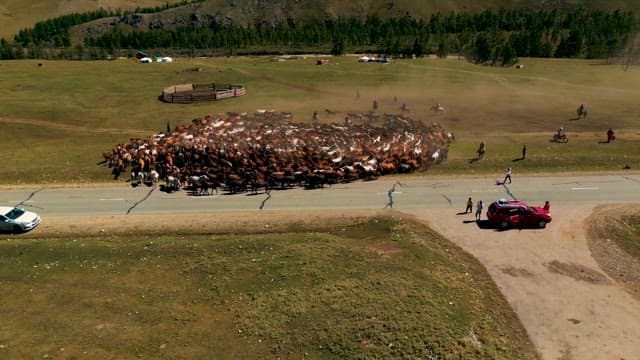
xmin=0 ymin=0 xmax=186 ymax=39
xmin=1 ymin=0 xmax=639 ymax=63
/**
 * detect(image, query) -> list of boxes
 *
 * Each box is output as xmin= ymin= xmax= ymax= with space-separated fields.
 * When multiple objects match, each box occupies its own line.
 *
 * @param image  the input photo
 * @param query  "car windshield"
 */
xmin=4 ymin=208 xmax=25 ymax=220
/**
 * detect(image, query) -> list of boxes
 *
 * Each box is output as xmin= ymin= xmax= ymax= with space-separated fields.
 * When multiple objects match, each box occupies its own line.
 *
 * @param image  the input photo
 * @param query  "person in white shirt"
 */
xmin=503 ymin=167 xmax=512 ymax=184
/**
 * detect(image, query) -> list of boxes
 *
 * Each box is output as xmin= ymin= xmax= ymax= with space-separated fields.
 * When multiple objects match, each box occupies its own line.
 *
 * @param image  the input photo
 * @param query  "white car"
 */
xmin=0 ymin=206 xmax=41 ymax=233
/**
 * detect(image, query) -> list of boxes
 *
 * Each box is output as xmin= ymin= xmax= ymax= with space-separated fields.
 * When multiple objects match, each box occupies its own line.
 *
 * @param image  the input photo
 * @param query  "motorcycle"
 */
xmin=552 ymin=132 xmax=568 ymax=143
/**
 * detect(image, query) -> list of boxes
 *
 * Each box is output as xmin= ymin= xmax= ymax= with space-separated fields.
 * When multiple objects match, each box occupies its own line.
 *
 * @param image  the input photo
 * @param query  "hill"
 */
xmin=4 ymin=0 xmax=640 ymax=41
xmin=0 ymin=0 xmax=186 ymax=39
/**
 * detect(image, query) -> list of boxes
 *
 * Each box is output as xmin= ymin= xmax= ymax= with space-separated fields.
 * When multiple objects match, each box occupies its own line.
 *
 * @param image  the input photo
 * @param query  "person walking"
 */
xmin=475 ymin=200 xmax=483 ymax=220
xmin=521 ymin=144 xmax=527 ymax=160
xmin=503 ymin=167 xmax=512 ymax=184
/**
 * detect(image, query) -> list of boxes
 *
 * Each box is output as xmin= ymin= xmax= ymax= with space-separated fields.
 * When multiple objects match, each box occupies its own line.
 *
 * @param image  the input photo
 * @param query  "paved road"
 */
xmin=2 ymin=174 xmax=640 ymax=216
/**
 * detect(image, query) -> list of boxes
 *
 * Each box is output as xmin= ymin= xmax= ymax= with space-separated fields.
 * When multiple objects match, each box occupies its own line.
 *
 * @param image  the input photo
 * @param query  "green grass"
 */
xmin=0 ymin=56 xmax=639 ymax=185
xmin=0 ymin=216 xmax=537 ymax=359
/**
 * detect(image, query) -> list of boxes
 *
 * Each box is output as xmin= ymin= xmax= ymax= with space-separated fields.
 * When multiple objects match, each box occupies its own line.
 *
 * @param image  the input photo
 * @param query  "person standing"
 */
xmin=521 ymin=144 xmax=527 ymax=160
xmin=543 ymin=201 xmax=550 ymax=212
xmin=607 ymin=128 xmax=615 ymax=143
xmin=465 ymin=197 xmax=473 ymax=214
xmin=475 ymin=200 xmax=483 ymax=220
xmin=477 ymin=140 xmax=486 ymax=159
xmin=503 ymin=167 xmax=512 ymax=184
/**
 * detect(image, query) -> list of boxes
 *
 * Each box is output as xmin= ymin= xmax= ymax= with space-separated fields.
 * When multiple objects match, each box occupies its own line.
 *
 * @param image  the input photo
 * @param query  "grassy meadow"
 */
xmin=0 ymin=215 xmax=538 ymax=359
xmin=0 ymin=56 xmax=639 ymax=185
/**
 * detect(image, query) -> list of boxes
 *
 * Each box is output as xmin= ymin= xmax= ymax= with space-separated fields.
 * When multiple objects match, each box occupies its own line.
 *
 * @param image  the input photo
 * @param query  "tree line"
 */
xmin=1 ymin=6 xmax=638 ymax=65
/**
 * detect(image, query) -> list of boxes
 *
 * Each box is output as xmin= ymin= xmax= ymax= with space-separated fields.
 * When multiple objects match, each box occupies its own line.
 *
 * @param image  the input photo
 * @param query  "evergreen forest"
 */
xmin=1 ymin=5 xmax=637 ymax=65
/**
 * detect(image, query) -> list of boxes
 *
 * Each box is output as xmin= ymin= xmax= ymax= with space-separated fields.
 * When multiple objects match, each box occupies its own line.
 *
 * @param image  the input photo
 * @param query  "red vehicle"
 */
xmin=486 ymin=199 xmax=552 ymax=229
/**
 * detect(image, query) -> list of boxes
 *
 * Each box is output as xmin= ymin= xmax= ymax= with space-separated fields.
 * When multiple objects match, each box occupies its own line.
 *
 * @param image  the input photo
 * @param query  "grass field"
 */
xmin=0 ymin=56 xmax=639 ymax=185
xmin=0 ymin=215 xmax=537 ymax=359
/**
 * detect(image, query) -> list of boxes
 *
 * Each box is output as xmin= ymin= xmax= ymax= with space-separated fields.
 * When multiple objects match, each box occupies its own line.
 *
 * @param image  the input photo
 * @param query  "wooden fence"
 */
xmin=161 ymin=83 xmax=247 ymax=104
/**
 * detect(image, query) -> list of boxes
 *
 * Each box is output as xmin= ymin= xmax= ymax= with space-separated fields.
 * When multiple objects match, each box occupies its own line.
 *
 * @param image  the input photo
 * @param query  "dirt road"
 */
xmin=404 ymin=205 xmax=640 ymax=360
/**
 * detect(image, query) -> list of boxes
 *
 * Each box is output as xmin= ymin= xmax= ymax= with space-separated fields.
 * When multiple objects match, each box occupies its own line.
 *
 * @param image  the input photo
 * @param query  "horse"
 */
xmin=188 ymin=175 xmax=213 ymax=195
xmin=165 ymin=176 xmax=181 ymax=193
xmin=431 ymin=103 xmax=445 ymax=113
xmin=248 ymin=175 xmax=269 ymax=195
xmin=131 ymin=170 xmax=144 ymax=186
xmin=147 ymin=170 xmax=160 ymax=184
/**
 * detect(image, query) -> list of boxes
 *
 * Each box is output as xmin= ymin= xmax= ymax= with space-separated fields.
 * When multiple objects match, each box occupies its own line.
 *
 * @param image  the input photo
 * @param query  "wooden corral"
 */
xmin=161 ymin=83 xmax=247 ymax=104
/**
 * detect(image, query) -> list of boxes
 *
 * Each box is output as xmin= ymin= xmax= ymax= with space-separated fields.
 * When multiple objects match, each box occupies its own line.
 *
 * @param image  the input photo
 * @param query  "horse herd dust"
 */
xmin=101 ymin=110 xmax=453 ymax=195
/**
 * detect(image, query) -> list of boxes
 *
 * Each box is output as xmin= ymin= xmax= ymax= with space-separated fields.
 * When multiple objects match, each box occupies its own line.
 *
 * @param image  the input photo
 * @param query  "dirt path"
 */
xmin=403 ymin=205 xmax=640 ymax=360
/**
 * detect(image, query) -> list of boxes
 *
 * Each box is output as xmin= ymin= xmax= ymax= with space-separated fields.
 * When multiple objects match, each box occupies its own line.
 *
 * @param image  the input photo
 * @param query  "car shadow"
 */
xmin=472 ymin=220 xmax=548 ymax=231
xmin=0 ymin=228 xmax=29 ymax=235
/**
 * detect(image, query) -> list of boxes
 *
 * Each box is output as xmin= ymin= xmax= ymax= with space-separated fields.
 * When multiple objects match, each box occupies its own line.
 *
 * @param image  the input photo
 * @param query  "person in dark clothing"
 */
xmin=465 ymin=197 xmax=473 ymax=213
xmin=475 ymin=200 xmax=483 ymax=220
xmin=522 ymin=144 xmax=527 ymax=160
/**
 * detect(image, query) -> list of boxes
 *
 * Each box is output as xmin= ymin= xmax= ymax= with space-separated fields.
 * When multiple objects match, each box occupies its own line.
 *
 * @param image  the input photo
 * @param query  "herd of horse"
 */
xmin=101 ymin=110 xmax=453 ymax=196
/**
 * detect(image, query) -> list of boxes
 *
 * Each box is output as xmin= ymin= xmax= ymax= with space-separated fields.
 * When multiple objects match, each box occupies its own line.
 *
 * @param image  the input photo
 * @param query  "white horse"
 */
xmin=431 ymin=103 xmax=445 ymax=113
xmin=148 ymin=170 xmax=160 ymax=184
xmin=165 ymin=176 xmax=181 ymax=192
xmin=131 ymin=171 xmax=144 ymax=186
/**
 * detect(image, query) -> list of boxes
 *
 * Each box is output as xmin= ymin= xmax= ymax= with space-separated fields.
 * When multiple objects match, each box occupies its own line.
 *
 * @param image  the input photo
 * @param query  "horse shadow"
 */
xmin=158 ymin=184 xmax=180 ymax=193
xmin=468 ymin=157 xmax=481 ymax=164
